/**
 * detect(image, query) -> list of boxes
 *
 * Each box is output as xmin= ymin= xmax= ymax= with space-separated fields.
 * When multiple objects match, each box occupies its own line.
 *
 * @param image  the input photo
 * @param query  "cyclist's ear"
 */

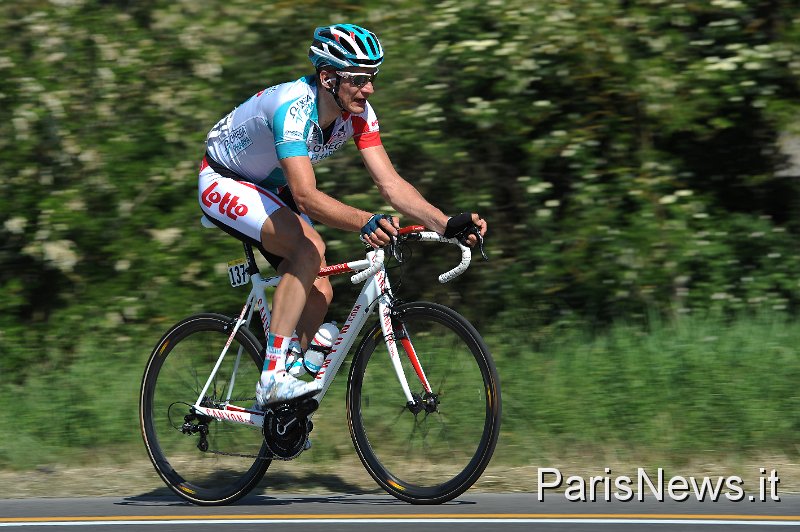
xmin=319 ymin=68 xmax=336 ymax=89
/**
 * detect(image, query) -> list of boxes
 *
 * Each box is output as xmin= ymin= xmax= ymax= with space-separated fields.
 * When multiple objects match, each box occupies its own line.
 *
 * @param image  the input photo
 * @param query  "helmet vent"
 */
xmin=365 ymin=37 xmax=377 ymax=56
xmin=309 ymin=24 xmax=384 ymax=69
xmin=338 ymin=38 xmax=357 ymax=55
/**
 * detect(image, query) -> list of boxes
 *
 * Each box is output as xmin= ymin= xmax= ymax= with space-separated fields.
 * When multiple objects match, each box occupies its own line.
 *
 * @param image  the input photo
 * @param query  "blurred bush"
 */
xmin=1 ymin=0 xmax=799 ymax=380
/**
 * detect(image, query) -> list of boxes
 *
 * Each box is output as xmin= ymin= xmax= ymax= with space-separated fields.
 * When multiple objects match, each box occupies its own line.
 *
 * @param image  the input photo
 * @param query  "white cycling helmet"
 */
xmin=308 ymin=24 xmax=384 ymax=70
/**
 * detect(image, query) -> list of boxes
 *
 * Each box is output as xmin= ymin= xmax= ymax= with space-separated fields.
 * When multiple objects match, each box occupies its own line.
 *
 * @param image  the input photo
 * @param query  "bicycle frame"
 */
xmin=190 ymin=230 xmax=463 ymax=429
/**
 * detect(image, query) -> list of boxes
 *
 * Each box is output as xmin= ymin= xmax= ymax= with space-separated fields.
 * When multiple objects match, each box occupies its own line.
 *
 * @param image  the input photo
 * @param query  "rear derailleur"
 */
xmin=181 ymin=411 xmax=211 ymax=452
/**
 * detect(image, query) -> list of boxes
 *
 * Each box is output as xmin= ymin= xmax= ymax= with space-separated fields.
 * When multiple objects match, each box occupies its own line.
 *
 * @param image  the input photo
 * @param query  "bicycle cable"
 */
xmin=167 ymin=401 xmax=194 ymax=431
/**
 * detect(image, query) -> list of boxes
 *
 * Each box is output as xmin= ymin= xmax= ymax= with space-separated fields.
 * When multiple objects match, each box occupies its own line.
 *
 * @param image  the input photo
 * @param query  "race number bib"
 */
xmin=227 ymin=258 xmax=250 ymax=287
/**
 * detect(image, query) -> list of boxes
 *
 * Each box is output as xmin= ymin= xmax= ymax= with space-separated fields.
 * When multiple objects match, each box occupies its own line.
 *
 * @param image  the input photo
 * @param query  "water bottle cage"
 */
xmin=306 ymin=344 xmax=332 ymax=356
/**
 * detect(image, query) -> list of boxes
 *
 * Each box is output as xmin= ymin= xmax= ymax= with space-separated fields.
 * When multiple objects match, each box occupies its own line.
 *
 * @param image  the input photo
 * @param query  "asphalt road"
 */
xmin=1 ymin=493 xmax=799 ymax=532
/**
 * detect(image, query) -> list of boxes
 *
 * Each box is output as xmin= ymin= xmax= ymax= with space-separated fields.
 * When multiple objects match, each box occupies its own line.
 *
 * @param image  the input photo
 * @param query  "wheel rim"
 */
xmin=142 ymin=320 xmax=269 ymax=501
xmin=351 ymin=307 xmax=499 ymax=498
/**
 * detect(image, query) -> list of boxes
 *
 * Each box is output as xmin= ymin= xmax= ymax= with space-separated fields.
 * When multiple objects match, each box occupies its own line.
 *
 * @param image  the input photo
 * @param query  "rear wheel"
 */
xmin=347 ymin=302 xmax=501 ymax=504
xmin=140 ymin=313 xmax=270 ymax=505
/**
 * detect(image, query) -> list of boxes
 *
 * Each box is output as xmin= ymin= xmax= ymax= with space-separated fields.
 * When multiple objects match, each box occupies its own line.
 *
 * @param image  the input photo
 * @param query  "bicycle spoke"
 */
xmin=429 ymin=411 xmax=457 ymax=455
xmin=349 ymin=302 xmax=500 ymax=503
xmin=141 ymin=314 xmax=270 ymax=505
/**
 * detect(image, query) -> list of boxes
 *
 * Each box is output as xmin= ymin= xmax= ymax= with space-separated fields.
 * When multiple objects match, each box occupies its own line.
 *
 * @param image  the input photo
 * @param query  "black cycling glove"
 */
xmin=443 ymin=212 xmax=476 ymax=239
xmin=444 ymin=212 xmax=488 ymax=260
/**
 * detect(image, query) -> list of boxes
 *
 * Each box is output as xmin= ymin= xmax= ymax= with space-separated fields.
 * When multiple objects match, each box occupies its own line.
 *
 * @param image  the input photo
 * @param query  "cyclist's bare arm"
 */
xmin=359 ymin=145 xmax=487 ymax=244
xmin=281 ymin=156 xmax=397 ymax=247
xmin=359 ymin=145 xmax=447 ymax=232
xmin=281 ymin=155 xmax=396 ymax=248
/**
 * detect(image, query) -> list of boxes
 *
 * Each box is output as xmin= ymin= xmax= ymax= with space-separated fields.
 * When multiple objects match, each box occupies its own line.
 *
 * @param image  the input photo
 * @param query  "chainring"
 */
xmin=262 ymin=400 xmax=317 ymax=460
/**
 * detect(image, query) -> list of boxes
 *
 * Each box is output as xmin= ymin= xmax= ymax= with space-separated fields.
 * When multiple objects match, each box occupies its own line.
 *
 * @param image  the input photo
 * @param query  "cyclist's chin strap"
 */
xmin=323 ymin=76 xmax=347 ymax=112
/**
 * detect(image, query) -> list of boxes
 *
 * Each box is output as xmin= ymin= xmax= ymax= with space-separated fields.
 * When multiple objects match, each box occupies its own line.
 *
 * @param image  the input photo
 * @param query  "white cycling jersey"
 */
xmin=205 ymin=75 xmax=381 ymax=191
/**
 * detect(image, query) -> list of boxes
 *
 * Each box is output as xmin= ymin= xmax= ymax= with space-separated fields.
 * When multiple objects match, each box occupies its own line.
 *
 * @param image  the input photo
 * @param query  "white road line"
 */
xmin=2 ymin=519 xmax=800 ymax=527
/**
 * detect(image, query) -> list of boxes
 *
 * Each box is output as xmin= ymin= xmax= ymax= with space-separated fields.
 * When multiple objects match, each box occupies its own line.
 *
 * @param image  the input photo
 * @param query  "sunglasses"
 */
xmin=335 ymin=70 xmax=379 ymax=88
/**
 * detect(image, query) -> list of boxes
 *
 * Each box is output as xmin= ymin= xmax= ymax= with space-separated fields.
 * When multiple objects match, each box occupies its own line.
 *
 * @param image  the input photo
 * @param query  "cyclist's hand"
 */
xmin=444 ymin=212 xmax=487 ymax=247
xmin=361 ymin=213 xmax=399 ymax=248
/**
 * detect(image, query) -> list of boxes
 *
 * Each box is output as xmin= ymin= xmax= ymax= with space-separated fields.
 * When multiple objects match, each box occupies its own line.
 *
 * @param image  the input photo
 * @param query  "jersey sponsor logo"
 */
xmin=223 ymin=125 xmax=252 ymax=157
xmin=309 ymin=140 xmax=347 ymax=162
xmin=310 ymin=140 xmax=346 ymax=153
xmin=308 ymin=126 xmax=323 ymax=145
xmin=256 ymin=86 xmax=278 ymax=98
xmin=284 ymin=129 xmax=304 ymax=141
xmin=201 ymin=182 xmax=249 ymax=220
xmin=207 ymin=111 xmax=234 ymax=142
xmin=288 ymin=95 xmax=313 ymax=120
xmin=330 ymin=127 xmax=349 ymax=141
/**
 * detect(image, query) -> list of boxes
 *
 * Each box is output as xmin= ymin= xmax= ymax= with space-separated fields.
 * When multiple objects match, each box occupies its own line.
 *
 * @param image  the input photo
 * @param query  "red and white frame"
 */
xmin=191 ymin=227 xmax=472 ymax=429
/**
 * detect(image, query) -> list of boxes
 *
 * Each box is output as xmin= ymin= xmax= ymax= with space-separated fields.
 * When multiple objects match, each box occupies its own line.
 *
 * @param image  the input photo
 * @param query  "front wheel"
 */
xmin=347 ymin=302 xmax=501 ymax=504
xmin=140 ymin=313 xmax=271 ymax=505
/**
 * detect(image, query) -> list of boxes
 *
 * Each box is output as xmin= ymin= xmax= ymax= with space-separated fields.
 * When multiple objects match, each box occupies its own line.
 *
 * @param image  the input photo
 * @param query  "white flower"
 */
xmin=42 ymin=240 xmax=79 ymax=272
xmin=149 ymin=228 xmax=183 ymax=246
xmin=4 ymin=217 xmax=27 ymax=234
xmin=659 ymin=195 xmax=677 ymax=205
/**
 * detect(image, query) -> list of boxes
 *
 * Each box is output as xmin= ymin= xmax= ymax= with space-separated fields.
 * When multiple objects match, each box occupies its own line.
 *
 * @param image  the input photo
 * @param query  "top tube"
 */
xmin=238 ymin=225 xmax=469 ymax=283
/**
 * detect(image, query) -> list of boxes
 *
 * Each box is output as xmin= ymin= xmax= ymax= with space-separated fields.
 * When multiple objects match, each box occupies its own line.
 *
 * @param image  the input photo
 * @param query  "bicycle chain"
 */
xmin=206 ymin=448 xmax=300 ymax=461
xmin=195 ymin=403 xmax=308 ymax=462
xmin=206 ymin=449 xmax=302 ymax=462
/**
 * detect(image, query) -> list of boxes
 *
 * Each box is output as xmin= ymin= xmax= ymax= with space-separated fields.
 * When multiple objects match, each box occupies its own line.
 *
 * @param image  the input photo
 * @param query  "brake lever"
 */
xmin=459 ymin=227 xmax=488 ymax=261
xmin=476 ymin=232 xmax=488 ymax=261
xmin=391 ymin=240 xmax=404 ymax=263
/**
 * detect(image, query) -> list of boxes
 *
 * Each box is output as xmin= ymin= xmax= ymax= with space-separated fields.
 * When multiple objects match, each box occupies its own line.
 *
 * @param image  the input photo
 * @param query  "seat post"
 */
xmin=243 ymin=242 xmax=260 ymax=275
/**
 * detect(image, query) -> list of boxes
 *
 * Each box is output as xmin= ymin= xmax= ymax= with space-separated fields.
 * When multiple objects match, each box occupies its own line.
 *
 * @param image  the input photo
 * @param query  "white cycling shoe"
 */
xmin=255 ymin=371 xmax=322 ymax=409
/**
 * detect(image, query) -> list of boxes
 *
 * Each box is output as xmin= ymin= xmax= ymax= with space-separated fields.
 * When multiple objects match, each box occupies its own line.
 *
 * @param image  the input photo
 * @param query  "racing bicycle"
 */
xmin=139 ymin=218 xmax=501 ymax=505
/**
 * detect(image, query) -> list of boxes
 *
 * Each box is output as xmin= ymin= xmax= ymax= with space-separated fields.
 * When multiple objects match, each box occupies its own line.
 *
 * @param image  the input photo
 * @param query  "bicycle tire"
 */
xmin=140 ymin=313 xmax=270 ymax=505
xmin=347 ymin=301 xmax=501 ymax=504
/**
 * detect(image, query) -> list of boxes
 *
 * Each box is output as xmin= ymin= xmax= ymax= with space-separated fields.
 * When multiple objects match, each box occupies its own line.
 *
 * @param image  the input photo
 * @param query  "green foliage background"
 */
xmin=1 ymin=0 xmax=800 ymax=472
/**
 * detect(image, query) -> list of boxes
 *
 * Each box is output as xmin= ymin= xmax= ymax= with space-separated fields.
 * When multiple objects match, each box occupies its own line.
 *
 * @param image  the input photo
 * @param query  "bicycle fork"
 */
xmin=375 ymin=274 xmax=436 ymax=415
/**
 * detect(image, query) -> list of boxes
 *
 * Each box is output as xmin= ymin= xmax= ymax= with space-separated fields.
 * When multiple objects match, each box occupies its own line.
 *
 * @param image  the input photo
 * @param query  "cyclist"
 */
xmin=198 ymin=23 xmax=487 ymax=408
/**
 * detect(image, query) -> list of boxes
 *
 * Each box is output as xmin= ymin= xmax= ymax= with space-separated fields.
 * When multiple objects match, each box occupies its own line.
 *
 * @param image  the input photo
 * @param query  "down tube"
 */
xmin=313 ymin=274 xmax=381 ymax=401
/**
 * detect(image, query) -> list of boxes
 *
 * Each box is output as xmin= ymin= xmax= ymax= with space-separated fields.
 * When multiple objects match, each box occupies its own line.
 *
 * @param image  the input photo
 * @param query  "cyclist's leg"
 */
xmin=198 ymin=170 xmax=326 ymax=404
xmin=200 ymin=168 xmax=332 ymax=348
xmin=259 ymin=206 xmax=328 ymax=339
xmin=258 ymin=186 xmax=332 ymax=349
xmin=266 ymin=255 xmax=331 ymax=350
xmin=255 ymin=208 xmax=328 ymax=403
xmin=199 ymin=167 xmax=330 ymax=333
xmin=289 ymin=274 xmax=333 ymax=351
